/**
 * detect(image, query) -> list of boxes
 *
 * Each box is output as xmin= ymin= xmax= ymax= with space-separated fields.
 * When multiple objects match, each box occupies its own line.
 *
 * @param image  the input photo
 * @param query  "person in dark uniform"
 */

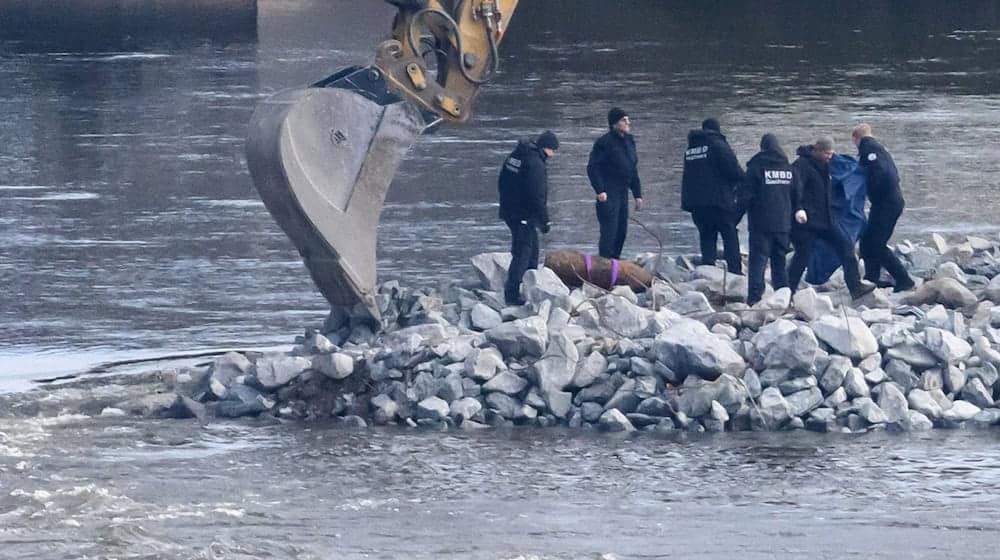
xmin=786 ymin=137 xmax=876 ymax=300
xmin=681 ymin=118 xmax=745 ymax=273
xmin=853 ymin=123 xmax=915 ymax=291
xmin=498 ymin=130 xmax=559 ymax=305
xmin=738 ymin=134 xmax=803 ymax=306
xmin=587 ymin=108 xmax=643 ymax=259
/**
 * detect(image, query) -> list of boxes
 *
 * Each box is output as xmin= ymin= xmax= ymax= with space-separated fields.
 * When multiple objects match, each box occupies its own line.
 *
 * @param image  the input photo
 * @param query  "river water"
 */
xmin=2 ymin=1 xmax=1000 ymax=557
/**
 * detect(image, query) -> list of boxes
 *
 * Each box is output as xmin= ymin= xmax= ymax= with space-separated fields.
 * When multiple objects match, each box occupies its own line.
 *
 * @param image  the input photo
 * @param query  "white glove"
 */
xmin=795 ymin=210 xmax=808 ymax=224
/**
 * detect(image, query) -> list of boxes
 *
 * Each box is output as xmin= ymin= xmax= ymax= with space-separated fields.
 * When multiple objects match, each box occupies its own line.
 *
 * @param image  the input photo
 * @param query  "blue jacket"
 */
xmin=805 ymin=154 xmax=868 ymax=285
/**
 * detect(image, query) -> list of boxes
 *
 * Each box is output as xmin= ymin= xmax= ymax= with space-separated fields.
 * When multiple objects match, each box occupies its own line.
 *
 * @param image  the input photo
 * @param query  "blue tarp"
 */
xmin=805 ymin=153 xmax=868 ymax=285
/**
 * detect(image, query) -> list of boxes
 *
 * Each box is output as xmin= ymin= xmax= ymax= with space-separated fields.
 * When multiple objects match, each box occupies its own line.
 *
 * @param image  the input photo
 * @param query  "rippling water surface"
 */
xmin=3 ymin=1 xmax=1000 ymax=380
xmin=2 ymin=413 xmax=1000 ymax=560
xmin=3 ymin=2 xmax=1000 ymax=557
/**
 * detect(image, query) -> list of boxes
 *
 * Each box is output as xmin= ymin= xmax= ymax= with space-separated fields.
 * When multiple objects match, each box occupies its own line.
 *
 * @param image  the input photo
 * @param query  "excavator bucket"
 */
xmin=246 ymin=73 xmax=426 ymax=323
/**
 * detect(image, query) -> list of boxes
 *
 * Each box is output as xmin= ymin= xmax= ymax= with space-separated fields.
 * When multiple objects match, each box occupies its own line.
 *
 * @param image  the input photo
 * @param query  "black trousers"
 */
xmin=504 ymin=219 xmax=539 ymax=304
xmin=787 ymin=226 xmax=863 ymax=293
xmin=747 ymin=230 xmax=790 ymax=305
xmin=596 ymin=194 xmax=629 ymax=259
xmin=860 ymin=204 xmax=912 ymax=286
xmin=690 ymin=208 xmax=742 ymax=273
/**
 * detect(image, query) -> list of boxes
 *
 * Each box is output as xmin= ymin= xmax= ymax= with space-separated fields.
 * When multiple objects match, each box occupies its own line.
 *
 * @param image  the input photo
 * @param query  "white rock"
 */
xmin=793 ymin=288 xmax=836 ymax=321
xmin=470 ymin=252 xmax=512 ymax=292
xmin=654 ymin=319 xmax=746 ymax=381
xmin=811 ymin=315 xmax=878 ymax=360
xmin=923 ymin=327 xmax=972 ymax=364
xmin=942 ymin=400 xmax=981 ymax=423
xmin=485 ymin=315 xmax=548 ymax=358
xmin=464 ymin=347 xmax=506 ymax=382
xmin=598 ymin=408 xmax=636 ymax=432
xmin=315 ymin=352 xmax=355 ymax=380
xmin=253 ymin=354 xmax=312 ymax=389
xmin=593 ymin=294 xmax=653 ymax=338
xmin=470 ymin=303 xmax=503 ymax=331
xmin=521 ymin=267 xmax=570 ymax=309
xmin=908 ymin=389 xmax=944 ymax=419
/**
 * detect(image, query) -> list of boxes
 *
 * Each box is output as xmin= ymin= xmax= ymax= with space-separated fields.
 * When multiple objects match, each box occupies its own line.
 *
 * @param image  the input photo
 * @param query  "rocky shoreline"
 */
xmin=9 ymin=233 xmax=1000 ymax=434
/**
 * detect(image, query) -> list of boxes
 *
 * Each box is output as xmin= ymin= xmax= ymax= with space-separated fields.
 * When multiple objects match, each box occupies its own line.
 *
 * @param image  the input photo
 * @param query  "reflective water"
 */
xmin=1 ymin=411 xmax=999 ymax=559
xmin=3 ymin=1 xmax=1000 ymax=380
xmin=3 ymin=3 xmax=1000 ymax=556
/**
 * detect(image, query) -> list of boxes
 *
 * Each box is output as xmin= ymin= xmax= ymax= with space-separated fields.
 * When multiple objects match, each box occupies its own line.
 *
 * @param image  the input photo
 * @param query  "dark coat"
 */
xmin=681 ymin=129 xmax=744 ymax=213
xmin=739 ymin=148 xmax=802 ymax=233
xmin=857 ymin=136 xmax=903 ymax=209
xmin=792 ymin=145 xmax=834 ymax=231
xmin=587 ymin=131 xmax=642 ymax=199
xmin=498 ymin=140 xmax=549 ymax=228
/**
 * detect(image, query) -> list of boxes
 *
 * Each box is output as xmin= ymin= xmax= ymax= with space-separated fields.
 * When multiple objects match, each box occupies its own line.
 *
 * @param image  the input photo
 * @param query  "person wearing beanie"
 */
xmin=497 ymin=130 xmax=559 ymax=305
xmin=681 ymin=117 xmax=745 ymax=273
xmin=586 ymin=108 xmax=643 ymax=259
xmin=852 ymin=123 xmax=914 ymax=291
xmin=737 ymin=133 xmax=803 ymax=305
xmin=786 ymin=137 xmax=875 ymax=300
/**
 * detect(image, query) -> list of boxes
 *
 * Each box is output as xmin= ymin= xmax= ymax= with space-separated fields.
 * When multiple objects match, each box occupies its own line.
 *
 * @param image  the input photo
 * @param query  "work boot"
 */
xmin=850 ymin=280 xmax=877 ymax=300
xmin=893 ymin=278 xmax=916 ymax=292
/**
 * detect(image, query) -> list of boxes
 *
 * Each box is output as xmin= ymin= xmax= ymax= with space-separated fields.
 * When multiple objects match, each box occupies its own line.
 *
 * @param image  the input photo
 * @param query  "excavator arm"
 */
xmin=245 ymin=0 xmax=520 ymax=325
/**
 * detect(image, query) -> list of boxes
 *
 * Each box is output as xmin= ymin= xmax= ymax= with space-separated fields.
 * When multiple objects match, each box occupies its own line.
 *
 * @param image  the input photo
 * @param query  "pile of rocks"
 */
xmin=128 ymin=233 xmax=1000 ymax=433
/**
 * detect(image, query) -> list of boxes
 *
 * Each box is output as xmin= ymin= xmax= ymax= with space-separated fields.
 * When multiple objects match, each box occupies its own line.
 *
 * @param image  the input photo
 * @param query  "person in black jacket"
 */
xmin=587 ymin=108 xmax=643 ymax=259
xmin=738 ymin=134 xmax=804 ymax=305
xmin=786 ymin=137 xmax=875 ymax=300
xmin=681 ymin=118 xmax=745 ymax=273
xmin=498 ymin=130 xmax=559 ymax=305
xmin=853 ymin=123 xmax=915 ymax=291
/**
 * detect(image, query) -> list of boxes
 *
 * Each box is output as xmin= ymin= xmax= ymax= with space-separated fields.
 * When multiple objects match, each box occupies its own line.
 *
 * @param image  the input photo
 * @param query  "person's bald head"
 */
xmin=852 ymin=123 xmax=873 ymax=147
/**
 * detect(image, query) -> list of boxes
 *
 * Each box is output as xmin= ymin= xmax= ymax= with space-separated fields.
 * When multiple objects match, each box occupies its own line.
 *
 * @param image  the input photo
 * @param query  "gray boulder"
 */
xmin=786 ymin=387 xmax=824 ymax=417
xmin=907 ymin=410 xmax=934 ymax=431
xmin=521 ymin=267 xmax=570 ymax=309
xmin=598 ymin=409 xmax=636 ymax=432
xmin=876 ymin=382 xmax=909 ymax=423
xmin=811 ymin=315 xmax=878 ymax=359
xmin=313 ymin=352 xmax=354 ymax=380
xmin=485 ymin=315 xmax=548 ymax=358
xmin=470 ymin=303 xmax=503 ymax=331
xmin=942 ymin=400 xmax=981 ymax=423
xmin=752 ymin=319 xmax=819 ymax=371
xmin=483 ymin=371 xmax=528 ymax=396
xmin=792 ymin=288 xmax=836 ymax=321
xmin=924 ymin=327 xmax=972 ymax=365
xmin=593 ymin=295 xmax=653 ymax=338
xmin=471 ymin=252 xmax=512 ymax=292
xmin=908 ymin=389 xmax=944 ymax=419
xmin=571 ymin=351 xmax=608 ymax=389
xmin=755 ymin=387 xmax=792 ymax=429
xmin=253 ymin=354 xmax=312 ymax=389
xmin=415 ymin=396 xmax=450 ymax=422
xmin=961 ymin=377 xmax=995 ymax=409
xmin=654 ymin=319 xmax=746 ymax=381
xmin=819 ymin=356 xmax=851 ymax=394
xmin=464 ymin=347 xmax=506 ymax=382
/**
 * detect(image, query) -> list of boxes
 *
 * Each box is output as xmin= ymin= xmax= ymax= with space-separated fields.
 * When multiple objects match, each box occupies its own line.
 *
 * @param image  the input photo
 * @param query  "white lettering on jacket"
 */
xmin=764 ymin=169 xmax=793 ymax=185
xmin=504 ymin=156 xmax=522 ymax=174
xmin=685 ymin=145 xmax=708 ymax=161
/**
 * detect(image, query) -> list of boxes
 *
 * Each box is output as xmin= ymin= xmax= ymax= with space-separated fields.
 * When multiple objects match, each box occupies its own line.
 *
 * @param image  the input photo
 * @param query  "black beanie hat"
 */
xmin=607 ymin=107 xmax=628 ymax=128
xmin=702 ymin=118 xmax=721 ymax=132
xmin=537 ymin=130 xmax=559 ymax=151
